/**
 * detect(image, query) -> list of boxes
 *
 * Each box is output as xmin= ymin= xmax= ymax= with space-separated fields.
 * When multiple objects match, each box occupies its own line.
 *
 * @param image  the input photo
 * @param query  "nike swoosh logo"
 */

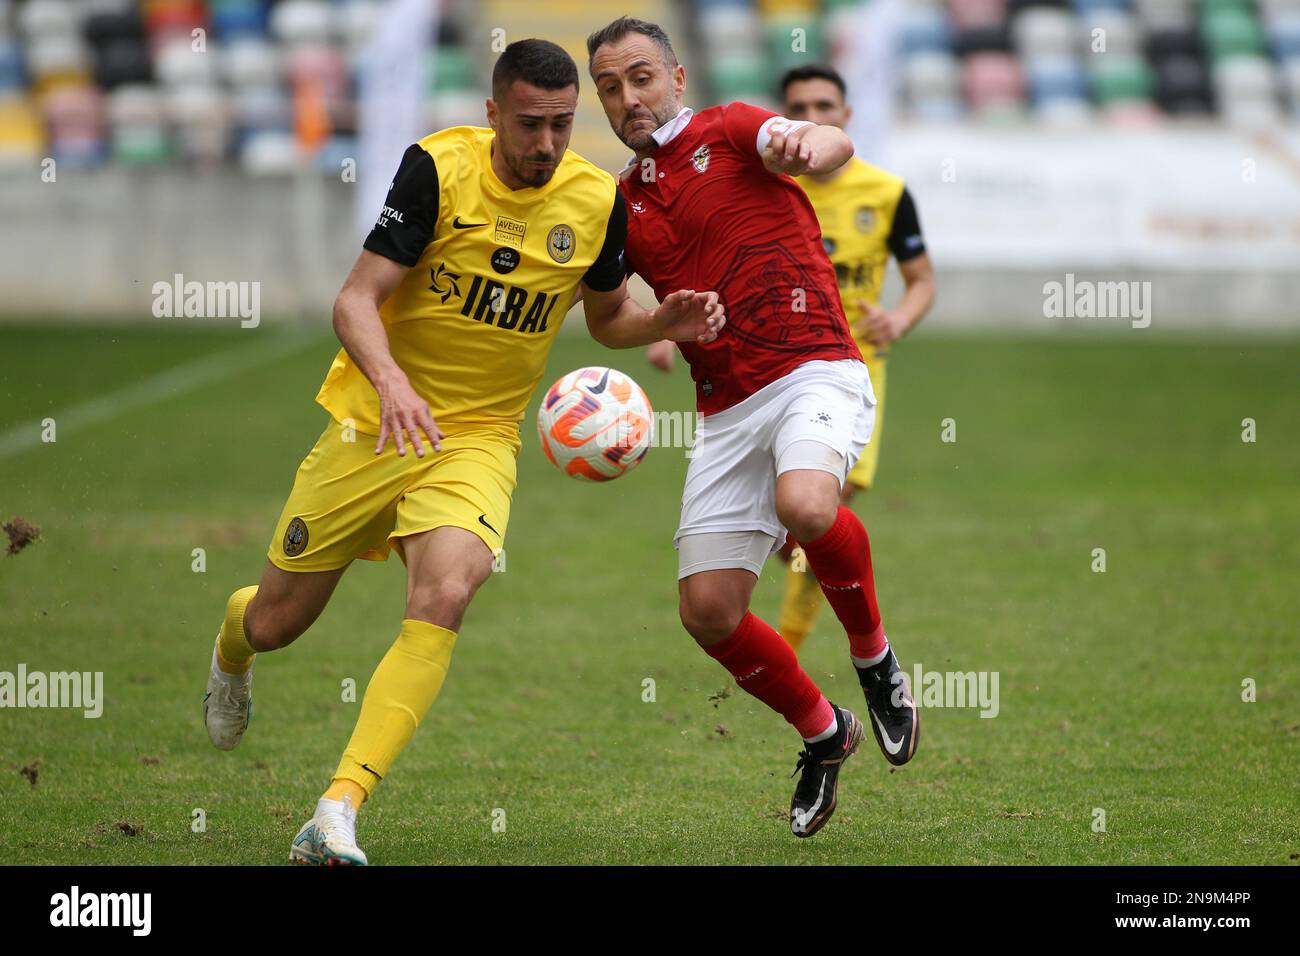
xmin=360 ymin=763 xmax=384 ymax=780
xmin=452 ymin=217 xmax=487 ymax=229
xmin=792 ymin=777 xmax=828 ymax=831
xmin=871 ymin=711 xmax=905 ymax=755
xmin=477 ymin=514 xmax=499 ymax=535
xmin=586 ymin=368 xmax=612 ymax=395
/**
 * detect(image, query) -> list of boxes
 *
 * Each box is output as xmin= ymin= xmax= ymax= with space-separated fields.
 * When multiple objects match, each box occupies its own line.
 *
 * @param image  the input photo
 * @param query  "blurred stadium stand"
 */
xmin=2 ymin=0 xmax=1298 ymax=172
xmin=0 ymin=1 xmax=1298 ymax=325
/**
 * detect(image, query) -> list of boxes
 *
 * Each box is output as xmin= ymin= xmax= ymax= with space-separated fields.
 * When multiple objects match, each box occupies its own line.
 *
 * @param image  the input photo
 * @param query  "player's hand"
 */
xmin=647 ymin=339 xmax=677 ymax=372
xmin=654 ymin=289 xmax=726 ymax=345
xmin=762 ymin=125 xmax=816 ymax=177
xmin=375 ymin=373 xmax=443 ymax=457
xmin=856 ymin=300 xmax=909 ymax=347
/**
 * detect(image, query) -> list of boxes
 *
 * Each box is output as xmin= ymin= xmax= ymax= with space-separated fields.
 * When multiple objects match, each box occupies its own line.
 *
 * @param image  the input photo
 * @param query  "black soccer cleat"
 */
xmin=858 ymin=647 xmax=920 ymax=766
xmin=789 ymin=704 xmax=863 ymax=838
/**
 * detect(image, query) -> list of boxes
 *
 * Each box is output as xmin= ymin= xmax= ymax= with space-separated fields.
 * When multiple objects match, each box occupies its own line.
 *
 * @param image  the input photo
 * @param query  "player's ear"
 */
xmin=485 ymin=98 xmax=499 ymax=132
xmin=843 ymin=104 xmax=853 ymax=125
xmin=672 ymin=63 xmax=686 ymax=98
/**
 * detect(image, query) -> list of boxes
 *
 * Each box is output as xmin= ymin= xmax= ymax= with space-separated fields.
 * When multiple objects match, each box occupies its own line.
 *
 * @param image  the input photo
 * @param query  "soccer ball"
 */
xmin=536 ymin=366 xmax=654 ymax=481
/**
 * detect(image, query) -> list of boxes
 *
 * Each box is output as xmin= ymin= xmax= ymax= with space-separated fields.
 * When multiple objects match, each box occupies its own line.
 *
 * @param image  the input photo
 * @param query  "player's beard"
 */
xmin=505 ymin=151 xmax=559 ymax=188
xmin=617 ymin=98 xmax=681 ymax=153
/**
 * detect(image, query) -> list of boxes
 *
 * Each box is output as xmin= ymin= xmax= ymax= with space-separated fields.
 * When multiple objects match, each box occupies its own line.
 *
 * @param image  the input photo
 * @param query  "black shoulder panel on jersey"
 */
xmin=363 ymin=144 xmax=440 ymax=267
xmin=582 ymin=190 xmax=628 ymax=293
xmin=887 ymin=187 xmax=927 ymax=263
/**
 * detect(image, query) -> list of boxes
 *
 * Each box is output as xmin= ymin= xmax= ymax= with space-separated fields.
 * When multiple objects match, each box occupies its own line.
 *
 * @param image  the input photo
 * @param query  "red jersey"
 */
xmin=620 ymin=102 xmax=859 ymax=415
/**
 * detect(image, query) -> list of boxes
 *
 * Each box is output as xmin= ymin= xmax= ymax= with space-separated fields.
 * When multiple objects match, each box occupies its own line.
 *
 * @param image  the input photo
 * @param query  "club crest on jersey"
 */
xmin=691 ymin=145 xmax=711 ymax=174
xmin=283 ymin=517 xmax=309 ymax=557
xmin=855 ymin=207 xmax=876 ymax=234
xmin=547 ymin=224 xmax=575 ymax=263
xmin=630 ymin=201 xmax=645 ymax=214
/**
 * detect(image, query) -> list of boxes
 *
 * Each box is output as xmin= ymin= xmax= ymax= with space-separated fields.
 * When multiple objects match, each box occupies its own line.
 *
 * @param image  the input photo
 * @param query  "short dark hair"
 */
xmin=586 ymin=16 xmax=678 ymax=72
xmin=492 ymin=39 xmax=579 ymax=99
xmin=779 ymin=65 xmax=847 ymax=100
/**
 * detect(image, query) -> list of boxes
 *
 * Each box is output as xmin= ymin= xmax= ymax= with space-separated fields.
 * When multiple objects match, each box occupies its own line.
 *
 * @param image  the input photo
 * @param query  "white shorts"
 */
xmin=675 ymin=358 xmax=876 ymax=578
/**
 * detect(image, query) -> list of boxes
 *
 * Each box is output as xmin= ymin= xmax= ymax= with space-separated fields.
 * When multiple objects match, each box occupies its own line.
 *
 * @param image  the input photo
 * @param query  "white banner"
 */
xmin=356 ymin=0 xmax=439 ymax=238
xmin=881 ymin=126 xmax=1300 ymax=271
xmin=844 ymin=0 xmax=902 ymax=165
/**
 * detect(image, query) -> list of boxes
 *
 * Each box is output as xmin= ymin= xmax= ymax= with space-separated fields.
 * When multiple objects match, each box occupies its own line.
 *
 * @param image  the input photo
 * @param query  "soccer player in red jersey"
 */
xmin=586 ymin=17 xmax=919 ymax=837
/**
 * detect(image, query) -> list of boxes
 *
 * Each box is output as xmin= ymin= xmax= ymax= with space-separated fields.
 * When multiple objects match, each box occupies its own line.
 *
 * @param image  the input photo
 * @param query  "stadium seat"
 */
xmin=1079 ymin=9 xmax=1144 ymax=55
xmin=1154 ymin=52 xmax=1215 ymax=111
xmin=1281 ymin=55 xmax=1300 ymax=114
xmin=962 ymin=50 xmax=1026 ymax=104
xmin=901 ymin=4 xmax=954 ymax=54
xmin=93 ymin=37 xmax=154 ymax=89
xmin=1213 ymin=52 xmax=1282 ymax=123
xmin=222 ymin=37 xmax=281 ymax=89
xmin=1133 ymin=0 xmax=1197 ymax=31
xmin=269 ymin=0 xmax=335 ymax=46
xmin=948 ymin=0 xmax=1009 ymax=31
xmin=1025 ymin=53 xmax=1088 ymax=102
xmin=1012 ymin=6 xmax=1076 ymax=57
xmin=1267 ymin=13 xmax=1300 ymax=59
xmin=154 ymin=35 xmax=215 ymax=86
xmin=904 ymin=49 xmax=963 ymax=102
xmin=1090 ymin=53 xmax=1157 ymax=100
xmin=1201 ymin=7 xmax=1266 ymax=60
xmin=953 ymin=22 xmax=1015 ymax=56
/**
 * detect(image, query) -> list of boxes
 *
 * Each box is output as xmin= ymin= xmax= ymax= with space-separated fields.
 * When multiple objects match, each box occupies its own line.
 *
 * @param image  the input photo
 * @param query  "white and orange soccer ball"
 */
xmin=536 ymin=367 xmax=654 ymax=481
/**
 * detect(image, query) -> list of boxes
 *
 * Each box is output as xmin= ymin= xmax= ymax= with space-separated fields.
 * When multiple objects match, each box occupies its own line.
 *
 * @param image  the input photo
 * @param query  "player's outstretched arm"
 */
xmin=763 ymin=123 xmax=853 ymax=178
xmin=333 ymin=250 xmax=445 ymax=457
xmin=583 ymin=280 xmax=725 ymax=349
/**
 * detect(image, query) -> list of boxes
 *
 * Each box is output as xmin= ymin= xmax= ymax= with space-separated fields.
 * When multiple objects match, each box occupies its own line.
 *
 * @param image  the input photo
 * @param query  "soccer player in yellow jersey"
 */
xmin=777 ymin=65 xmax=934 ymax=652
xmin=200 ymin=39 xmax=723 ymax=865
xmin=648 ymin=63 xmax=934 ymax=654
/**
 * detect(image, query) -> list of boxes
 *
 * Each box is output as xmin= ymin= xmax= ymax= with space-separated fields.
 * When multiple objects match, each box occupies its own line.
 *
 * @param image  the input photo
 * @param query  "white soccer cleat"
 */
xmin=290 ymin=796 xmax=369 ymax=866
xmin=203 ymin=638 xmax=253 ymax=751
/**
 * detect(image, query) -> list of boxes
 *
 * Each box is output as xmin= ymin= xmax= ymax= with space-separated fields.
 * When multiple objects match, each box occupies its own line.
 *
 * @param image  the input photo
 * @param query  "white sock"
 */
xmin=803 ymin=711 xmax=839 ymax=744
xmin=852 ymin=642 xmax=890 ymax=669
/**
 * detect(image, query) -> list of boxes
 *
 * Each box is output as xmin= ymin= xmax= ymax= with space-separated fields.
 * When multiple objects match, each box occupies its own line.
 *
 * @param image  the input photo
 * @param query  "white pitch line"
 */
xmin=0 ymin=333 xmax=324 ymax=460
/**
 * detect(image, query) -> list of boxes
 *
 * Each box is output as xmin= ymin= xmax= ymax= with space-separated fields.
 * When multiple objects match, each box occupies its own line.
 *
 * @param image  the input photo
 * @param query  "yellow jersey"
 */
xmin=316 ymin=126 xmax=625 ymax=432
xmin=796 ymin=157 xmax=926 ymax=361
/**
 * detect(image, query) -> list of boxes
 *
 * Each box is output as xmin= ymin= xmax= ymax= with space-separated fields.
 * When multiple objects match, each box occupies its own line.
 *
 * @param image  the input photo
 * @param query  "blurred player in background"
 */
xmin=589 ymin=16 xmax=919 ymax=839
xmin=773 ymin=65 xmax=934 ymax=653
xmin=201 ymin=39 xmax=722 ymax=865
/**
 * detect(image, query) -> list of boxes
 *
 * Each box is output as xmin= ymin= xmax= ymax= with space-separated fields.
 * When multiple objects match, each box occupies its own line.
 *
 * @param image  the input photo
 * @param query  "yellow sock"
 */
xmin=329 ymin=619 xmax=458 ymax=801
xmin=324 ymin=778 xmax=368 ymax=808
xmin=778 ymin=551 xmax=825 ymax=653
xmin=215 ymin=586 xmax=259 ymax=674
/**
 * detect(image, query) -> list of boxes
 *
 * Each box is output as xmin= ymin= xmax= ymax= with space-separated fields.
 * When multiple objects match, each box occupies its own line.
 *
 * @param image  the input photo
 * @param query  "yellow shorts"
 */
xmin=846 ymin=352 xmax=886 ymax=490
xmin=267 ymin=418 xmax=522 ymax=572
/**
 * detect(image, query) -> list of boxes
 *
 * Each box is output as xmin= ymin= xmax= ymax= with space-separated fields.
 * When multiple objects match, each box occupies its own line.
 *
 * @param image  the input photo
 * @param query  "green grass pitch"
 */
xmin=1 ymin=321 xmax=1297 ymax=865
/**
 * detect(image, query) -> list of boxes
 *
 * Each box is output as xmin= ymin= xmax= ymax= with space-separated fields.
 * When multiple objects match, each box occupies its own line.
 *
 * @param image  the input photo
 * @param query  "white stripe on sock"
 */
xmin=852 ymin=642 xmax=890 ymax=669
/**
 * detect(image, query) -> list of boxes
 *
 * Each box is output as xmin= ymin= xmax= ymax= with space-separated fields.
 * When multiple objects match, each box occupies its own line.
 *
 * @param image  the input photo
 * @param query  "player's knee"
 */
xmin=243 ymin=599 xmax=307 ymax=652
xmin=406 ymin=576 xmax=475 ymax=627
xmin=679 ymin=590 xmax=744 ymax=646
xmin=778 ymin=496 xmax=837 ymax=543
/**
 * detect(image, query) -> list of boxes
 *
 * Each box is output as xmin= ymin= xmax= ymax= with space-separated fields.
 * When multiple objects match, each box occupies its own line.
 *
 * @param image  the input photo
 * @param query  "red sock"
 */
xmin=798 ymin=506 xmax=887 ymax=660
xmin=705 ymin=612 xmax=834 ymax=739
